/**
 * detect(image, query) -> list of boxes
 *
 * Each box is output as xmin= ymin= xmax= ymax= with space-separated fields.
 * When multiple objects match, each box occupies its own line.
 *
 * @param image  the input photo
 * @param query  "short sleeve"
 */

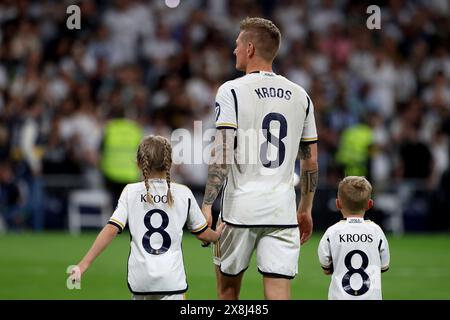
xmin=108 ymin=185 xmax=129 ymax=233
xmin=215 ymin=84 xmax=238 ymax=129
xmin=185 ymin=189 xmax=208 ymax=234
xmin=318 ymin=231 xmax=333 ymax=271
xmin=379 ymin=231 xmax=390 ymax=272
xmin=301 ymin=95 xmax=318 ymax=143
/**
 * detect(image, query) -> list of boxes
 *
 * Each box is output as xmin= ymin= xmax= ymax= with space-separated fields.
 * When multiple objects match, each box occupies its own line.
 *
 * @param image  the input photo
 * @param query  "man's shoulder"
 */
xmin=219 ymin=74 xmax=310 ymax=97
xmin=219 ymin=75 xmax=248 ymax=90
xmin=272 ymin=75 xmax=312 ymax=101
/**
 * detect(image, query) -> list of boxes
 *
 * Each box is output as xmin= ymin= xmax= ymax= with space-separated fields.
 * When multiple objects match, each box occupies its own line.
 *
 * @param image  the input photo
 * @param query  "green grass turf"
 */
xmin=0 ymin=232 xmax=449 ymax=300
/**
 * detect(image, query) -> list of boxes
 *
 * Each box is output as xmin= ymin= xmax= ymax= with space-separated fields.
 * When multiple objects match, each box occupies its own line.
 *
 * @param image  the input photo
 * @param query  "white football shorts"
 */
xmin=213 ymin=220 xmax=300 ymax=279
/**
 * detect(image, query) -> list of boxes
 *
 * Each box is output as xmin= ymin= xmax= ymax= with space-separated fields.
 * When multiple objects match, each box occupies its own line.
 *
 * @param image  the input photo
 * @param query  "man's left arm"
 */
xmin=201 ymin=128 xmax=235 ymax=226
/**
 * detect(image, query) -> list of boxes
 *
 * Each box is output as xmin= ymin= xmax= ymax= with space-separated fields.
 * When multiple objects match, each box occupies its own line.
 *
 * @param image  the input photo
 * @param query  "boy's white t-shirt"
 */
xmin=318 ymin=217 xmax=390 ymax=300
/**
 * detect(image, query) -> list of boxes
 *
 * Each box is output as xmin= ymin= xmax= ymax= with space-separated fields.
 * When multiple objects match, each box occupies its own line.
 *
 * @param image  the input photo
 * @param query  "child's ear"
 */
xmin=336 ymin=198 xmax=342 ymax=210
xmin=367 ymin=199 xmax=374 ymax=210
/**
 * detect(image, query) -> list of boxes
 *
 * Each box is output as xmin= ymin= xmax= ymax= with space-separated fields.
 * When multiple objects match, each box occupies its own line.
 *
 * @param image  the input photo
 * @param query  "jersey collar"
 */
xmin=249 ymin=70 xmax=276 ymax=76
xmin=343 ymin=217 xmax=365 ymax=223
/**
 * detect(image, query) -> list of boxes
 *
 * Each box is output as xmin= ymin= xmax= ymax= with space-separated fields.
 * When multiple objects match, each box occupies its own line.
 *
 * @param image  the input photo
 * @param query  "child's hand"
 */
xmin=69 ymin=265 xmax=82 ymax=284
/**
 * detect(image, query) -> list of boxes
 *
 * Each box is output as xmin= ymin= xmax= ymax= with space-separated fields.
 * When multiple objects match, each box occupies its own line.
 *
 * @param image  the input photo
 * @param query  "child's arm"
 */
xmin=70 ymin=224 xmax=119 ymax=282
xmin=379 ymin=230 xmax=390 ymax=273
xmin=195 ymin=222 xmax=225 ymax=243
xmin=318 ymin=231 xmax=333 ymax=276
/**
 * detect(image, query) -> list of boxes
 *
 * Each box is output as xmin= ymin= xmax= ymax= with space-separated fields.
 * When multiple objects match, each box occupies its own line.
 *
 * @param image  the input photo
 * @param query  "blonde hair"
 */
xmin=240 ymin=17 xmax=281 ymax=62
xmin=337 ymin=176 xmax=372 ymax=213
xmin=136 ymin=135 xmax=174 ymax=207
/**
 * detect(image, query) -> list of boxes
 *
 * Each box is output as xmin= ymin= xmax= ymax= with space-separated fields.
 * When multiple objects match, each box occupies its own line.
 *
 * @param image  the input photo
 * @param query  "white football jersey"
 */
xmin=318 ymin=217 xmax=390 ymax=300
xmin=215 ymin=71 xmax=318 ymax=226
xmin=108 ymin=179 xmax=208 ymax=295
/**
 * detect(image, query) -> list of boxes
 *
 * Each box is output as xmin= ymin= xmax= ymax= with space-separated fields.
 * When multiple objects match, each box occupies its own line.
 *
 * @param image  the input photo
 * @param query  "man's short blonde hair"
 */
xmin=239 ymin=17 xmax=281 ymax=62
xmin=338 ymin=176 xmax=373 ymax=213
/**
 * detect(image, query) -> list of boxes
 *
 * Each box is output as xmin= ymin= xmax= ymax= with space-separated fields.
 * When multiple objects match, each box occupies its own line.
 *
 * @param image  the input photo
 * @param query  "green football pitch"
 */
xmin=0 ymin=232 xmax=449 ymax=300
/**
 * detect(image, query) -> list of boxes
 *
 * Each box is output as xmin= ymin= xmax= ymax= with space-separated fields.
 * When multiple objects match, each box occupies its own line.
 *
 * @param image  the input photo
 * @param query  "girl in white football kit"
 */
xmin=71 ymin=135 xmax=223 ymax=300
xmin=318 ymin=176 xmax=390 ymax=300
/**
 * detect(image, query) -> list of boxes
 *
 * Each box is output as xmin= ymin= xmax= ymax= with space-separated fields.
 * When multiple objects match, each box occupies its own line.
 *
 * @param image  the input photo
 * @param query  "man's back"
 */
xmin=318 ymin=217 xmax=390 ymax=300
xmin=215 ymin=71 xmax=317 ymax=226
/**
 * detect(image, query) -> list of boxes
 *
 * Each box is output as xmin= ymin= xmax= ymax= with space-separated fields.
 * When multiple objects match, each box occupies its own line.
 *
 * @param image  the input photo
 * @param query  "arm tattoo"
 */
xmin=300 ymin=169 xmax=318 ymax=197
xmin=203 ymin=162 xmax=229 ymax=205
xmin=299 ymin=142 xmax=312 ymax=160
xmin=203 ymin=130 xmax=231 ymax=205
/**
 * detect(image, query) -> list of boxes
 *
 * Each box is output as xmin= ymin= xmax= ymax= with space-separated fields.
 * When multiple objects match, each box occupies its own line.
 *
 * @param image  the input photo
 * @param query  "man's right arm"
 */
xmin=297 ymin=141 xmax=318 ymax=245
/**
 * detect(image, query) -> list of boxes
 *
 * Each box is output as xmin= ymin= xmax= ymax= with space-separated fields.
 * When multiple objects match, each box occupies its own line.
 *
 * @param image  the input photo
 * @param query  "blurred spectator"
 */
xmin=430 ymin=127 xmax=449 ymax=188
xmin=0 ymin=160 xmax=24 ymax=230
xmin=100 ymin=107 xmax=143 ymax=208
xmin=368 ymin=111 xmax=392 ymax=187
xmin=103 ymin=0 xmax=154 ymax=67
xmin=422 ymin=70 xmax=450 ymax=111
xmin=335 ymin=121 xmax=373 ymax=177
xmin=365 ymin=50 xmax=397 ymax=120
xmin=396 ymin=124 xmax=433 ymax=186
xmin=326 ymin=90 xmax=358 ymax=134
xmin=18 ymin=100 xmax=45 ymax=231
xmin=42 ymin=115 xmax=81 ymax=175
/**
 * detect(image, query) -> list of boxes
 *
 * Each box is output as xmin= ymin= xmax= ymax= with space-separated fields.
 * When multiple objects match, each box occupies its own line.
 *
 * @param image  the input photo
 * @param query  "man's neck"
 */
xmin=245 ymin=60 xmax=273 ymax=74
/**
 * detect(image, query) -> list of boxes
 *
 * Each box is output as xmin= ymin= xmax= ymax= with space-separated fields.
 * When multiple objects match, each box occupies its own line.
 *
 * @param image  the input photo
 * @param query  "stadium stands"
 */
xmin=0 ymin=0 xmax=449 ymax=232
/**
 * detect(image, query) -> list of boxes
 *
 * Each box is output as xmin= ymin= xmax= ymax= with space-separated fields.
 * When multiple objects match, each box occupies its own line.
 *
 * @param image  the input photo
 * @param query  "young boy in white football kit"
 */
xmin=318 ymin=176 xmax=390 ymax=300
xmin=70 ymin=135 xmax=223 ymax=300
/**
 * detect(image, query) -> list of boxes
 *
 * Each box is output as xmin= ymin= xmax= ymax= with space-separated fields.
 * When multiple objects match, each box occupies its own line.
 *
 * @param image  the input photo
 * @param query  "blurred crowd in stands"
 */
xmin=0 ymin=0 xmax=449 ymax=231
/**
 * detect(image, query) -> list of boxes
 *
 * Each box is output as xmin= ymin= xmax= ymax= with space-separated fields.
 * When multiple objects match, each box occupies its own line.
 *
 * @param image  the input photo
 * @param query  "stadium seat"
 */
xmin=68 ymin=189 xmax=112 ymax=235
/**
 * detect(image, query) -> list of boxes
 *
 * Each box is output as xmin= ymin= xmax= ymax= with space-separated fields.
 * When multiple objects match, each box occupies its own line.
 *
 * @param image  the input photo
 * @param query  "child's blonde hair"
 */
xmin=337 ymin=176 xmax=372 ymax=213
xmin=136 ymin=135 xmax=174 ymax=207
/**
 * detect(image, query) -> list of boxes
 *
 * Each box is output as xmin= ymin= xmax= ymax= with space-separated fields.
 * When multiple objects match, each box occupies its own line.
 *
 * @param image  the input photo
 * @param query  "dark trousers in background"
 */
xmin=103 ymin=176 xmax=127 ymax=211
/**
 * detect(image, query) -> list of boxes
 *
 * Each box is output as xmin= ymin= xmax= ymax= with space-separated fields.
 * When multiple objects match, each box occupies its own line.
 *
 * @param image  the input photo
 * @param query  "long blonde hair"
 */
xmin=136 ymin=135 xmax=174 ymax=207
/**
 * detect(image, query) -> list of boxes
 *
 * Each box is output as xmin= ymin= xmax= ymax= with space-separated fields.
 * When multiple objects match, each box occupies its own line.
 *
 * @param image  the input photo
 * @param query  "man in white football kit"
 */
xmin=318 ymin=176 xmax=390 ymax=300
xmin=71 ymin=135 xmax=222 ymax=300
xmin=201 ymin=18 xmax=319 ymax=300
